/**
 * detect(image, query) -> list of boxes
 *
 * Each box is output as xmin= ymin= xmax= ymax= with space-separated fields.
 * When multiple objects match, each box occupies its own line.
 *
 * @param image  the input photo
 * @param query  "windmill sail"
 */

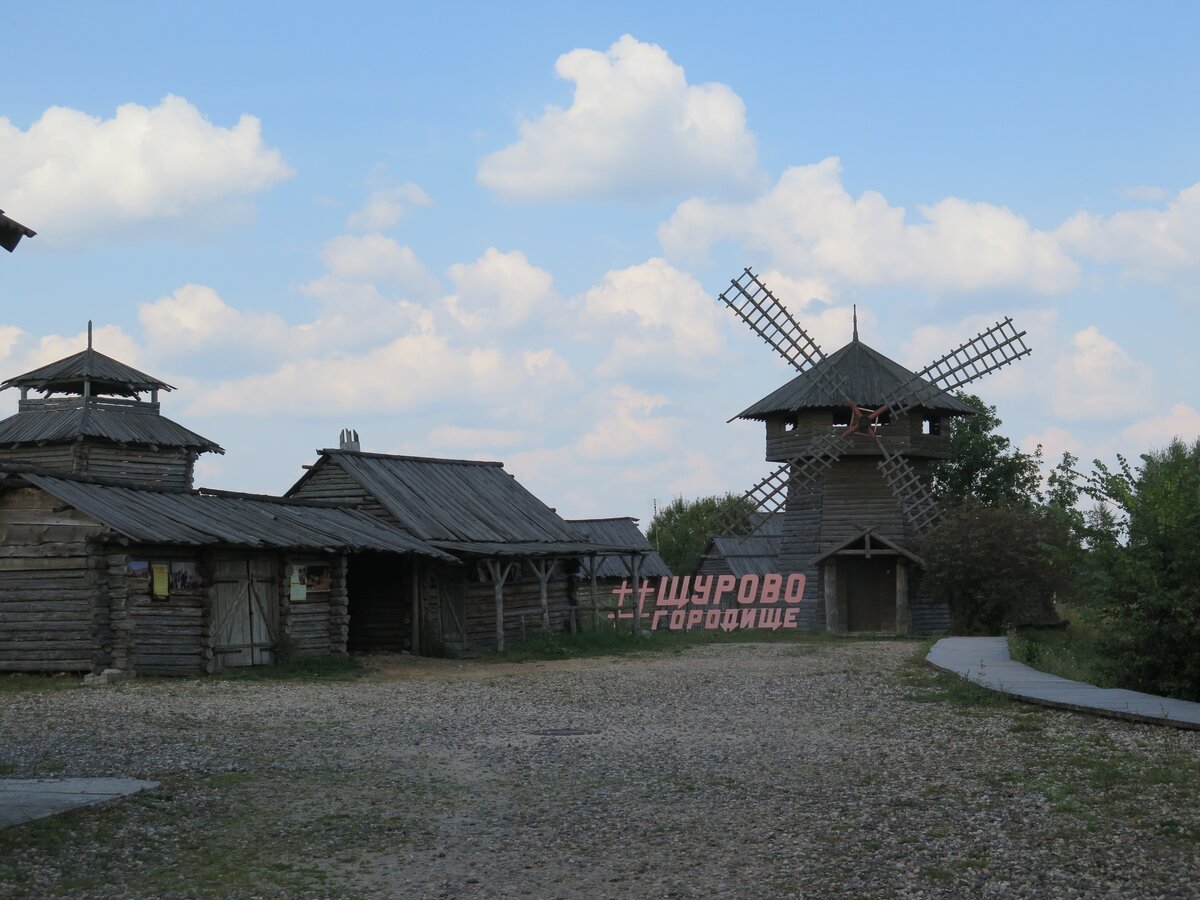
xmin=719 ymin=268 xmax=826 ymax=373
xmin=880 ymin=317 xmax=1031 ymax=419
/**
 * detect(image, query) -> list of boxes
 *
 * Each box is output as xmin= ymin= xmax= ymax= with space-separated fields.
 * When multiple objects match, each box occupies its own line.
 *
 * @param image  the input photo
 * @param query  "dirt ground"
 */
xmin=2 ymin=640 xmax=1199 ymax=898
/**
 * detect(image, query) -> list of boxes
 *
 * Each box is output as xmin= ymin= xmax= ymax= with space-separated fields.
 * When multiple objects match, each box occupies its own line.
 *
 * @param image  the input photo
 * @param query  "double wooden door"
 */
xmin=212 ymin=558 xmax=278 ymax=667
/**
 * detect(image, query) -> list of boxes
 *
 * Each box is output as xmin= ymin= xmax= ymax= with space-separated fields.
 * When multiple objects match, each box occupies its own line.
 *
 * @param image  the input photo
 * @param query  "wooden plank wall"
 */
xmin=0 ymin=445 xmax=76 ymax=472
xmin=281 ymin=553 xmax=346 ymax=656
xmin=0 ymin=487 xmax=106 ymax=672
xmin=0 ymin=443 xmax=196 ymax=490
xmin=765 ymin=411 xmax=951 ymax=463
xmin=289 ymin=463 xmax=389 ymax=517
xmin=77 ymin=443 xmax=197 ymax=491
xmin=128 ymin=549 xmax=210 ymax=676
xmin=329 ymin=554 xmax=349 ymax=654
xmin=462 ymin=571 xmax=574 ymax=650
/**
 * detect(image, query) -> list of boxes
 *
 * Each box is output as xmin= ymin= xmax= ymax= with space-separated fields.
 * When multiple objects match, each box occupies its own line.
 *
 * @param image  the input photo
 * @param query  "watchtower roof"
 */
xmin=1 ymin=347 xmax=173 ymax=398
xmin=735 ymin=338 xmax=976 ymax=421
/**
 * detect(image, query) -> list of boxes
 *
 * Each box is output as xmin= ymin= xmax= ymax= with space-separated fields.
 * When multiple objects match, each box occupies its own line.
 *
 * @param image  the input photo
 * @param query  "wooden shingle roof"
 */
xmin=1 ymin=469 xmax=456 ymax=559
xmin=0 ymin=399 xmax=223 ymax=453
xmin=567 ymin=517 xmax=673 ymax=578
xmin=290 ymin=450 xmax=621 ymax=558
xmin=2 ymin=347 xmax=172 ymax=397
xmin=0 ymin=210 xmax=36 ymax=252
xmin=735 ymin=339 xmax=976 ymax=420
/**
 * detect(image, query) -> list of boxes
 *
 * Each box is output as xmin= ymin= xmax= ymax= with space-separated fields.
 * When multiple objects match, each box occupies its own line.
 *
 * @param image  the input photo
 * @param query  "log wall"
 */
xmin=764 ymin=410 xmax=952 ymax=463
xmin=127 ymin=548 xmax=210 ymax=676
xmin=75 ymin=443 xmax=196 ymax=491
xmin=0 ymin=487 xmax=106 ymax=672
xmin=0 ymin=442 xmax=196 ymax=490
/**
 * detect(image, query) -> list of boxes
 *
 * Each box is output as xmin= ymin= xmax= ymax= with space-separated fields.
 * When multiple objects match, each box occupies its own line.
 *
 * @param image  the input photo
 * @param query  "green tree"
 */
xmin=1083 ymin=439 xmax=1200 ymax=700
xmin=647 ymin=494 xmax=756 ymax=575
xmin=920 ymin=501 xmax=1079 ymax=634
xmin=929 ymin=393 xmax=1042 ymax=507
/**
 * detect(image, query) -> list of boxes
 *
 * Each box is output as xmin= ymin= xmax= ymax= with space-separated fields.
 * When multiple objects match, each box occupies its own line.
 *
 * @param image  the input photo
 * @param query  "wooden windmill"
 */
xmin=718 ymin=268 xmax=1031 ymax=634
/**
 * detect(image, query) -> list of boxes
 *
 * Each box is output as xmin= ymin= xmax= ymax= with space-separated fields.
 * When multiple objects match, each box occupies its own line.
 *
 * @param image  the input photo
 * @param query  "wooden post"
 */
xmin=485 ymin=559 xmax=514 ymax=652
xmin=895 ymin=560 xmax=911 ymax=636
xmin=531 ymin=558 xmax=555 ymax=630
xmin=823 ymin=559 xmax=840 ymax=634
xmin=630 ymin=553 xmax=643 ymax=638
xmin=410 ymin=559 xmax=421 ymax=655
xmin=589 ymin=557 xmax=599 ymax=632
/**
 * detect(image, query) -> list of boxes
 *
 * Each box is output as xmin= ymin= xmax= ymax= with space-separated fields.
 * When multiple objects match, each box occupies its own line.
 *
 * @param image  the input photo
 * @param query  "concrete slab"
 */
xmin=0 ymin=778 xmax=159 ymax=828
xmin=927 ymin=636 xmax=1200 ymax=729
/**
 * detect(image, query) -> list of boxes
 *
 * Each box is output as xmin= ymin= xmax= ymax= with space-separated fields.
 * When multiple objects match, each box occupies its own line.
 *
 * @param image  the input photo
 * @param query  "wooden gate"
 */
xmin=212 ymin=557 xmax=278 ymax=668
xmin=439 ymin=568 xmax=467 ymax=652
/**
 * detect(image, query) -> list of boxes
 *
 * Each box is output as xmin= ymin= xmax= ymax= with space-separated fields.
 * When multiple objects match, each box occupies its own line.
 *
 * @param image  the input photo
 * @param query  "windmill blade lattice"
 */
xmin=879 ymin=317 xmax=1031 ymax=419
xmin=719 ymin=268 xmax=826 ymax=373
xmin=877 ymin=443 xmax=942 ymax=533
xmin=717 ymin=430 xmax=847 ymax=537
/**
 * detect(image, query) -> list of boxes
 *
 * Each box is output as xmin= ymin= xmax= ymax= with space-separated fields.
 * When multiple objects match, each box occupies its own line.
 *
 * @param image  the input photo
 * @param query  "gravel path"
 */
xmin=2 ymin=641 xmax=1199 ymax=898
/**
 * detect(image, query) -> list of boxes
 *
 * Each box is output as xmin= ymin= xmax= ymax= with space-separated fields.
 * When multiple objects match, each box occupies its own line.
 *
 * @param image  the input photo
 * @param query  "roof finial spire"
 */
xmin=852 ymin=305 xmax=859 ymax=342
xmin=87 ymin=320 xmax=93 ymax=350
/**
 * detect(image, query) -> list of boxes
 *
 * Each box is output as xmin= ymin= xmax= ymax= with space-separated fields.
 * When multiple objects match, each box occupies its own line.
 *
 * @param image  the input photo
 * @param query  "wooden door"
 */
xmin=439 ymin=568 xmax=467 ymax=652
xmin=212 ymin=557 xmax=278 ymax=668
xmin=844 ymin=558 xmax=896 ymax=633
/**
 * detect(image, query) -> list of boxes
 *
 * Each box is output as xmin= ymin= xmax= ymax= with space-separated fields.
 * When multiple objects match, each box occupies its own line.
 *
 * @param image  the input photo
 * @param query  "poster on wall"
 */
xmin=290 ymin=566 xmax=307 ymax=602
xmin=151 ymin=563 xmax=170 ymax=599
xmin=170 ymin=561 xmax=201 ymax=591
xmin=126 ymin=560 xmax=150 ymax=592
xmin=305 ymin=565 xmax=331 ymax=592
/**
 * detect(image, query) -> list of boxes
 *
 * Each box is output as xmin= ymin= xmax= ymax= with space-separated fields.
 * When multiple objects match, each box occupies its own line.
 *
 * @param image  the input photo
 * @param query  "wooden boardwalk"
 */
xmin=926 ymin=637 xmax=1200 ymax=730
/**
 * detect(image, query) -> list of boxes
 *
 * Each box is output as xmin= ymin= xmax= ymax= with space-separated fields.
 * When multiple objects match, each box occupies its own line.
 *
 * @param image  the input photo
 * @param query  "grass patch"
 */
xmin=0 ymin=673 xmax=80 ymax=694
xmin=898 ymin=647 xmax=1010 ymax=710
xmin=0 ymin=766 xmax=442 ymax=898
xmin=485 ymin=625 xmax=909 ymax=662
xmin=1009 ymin=604 xmax=1117 ymax=688
xmin=217 ymin=653 xmax=367 ymax=682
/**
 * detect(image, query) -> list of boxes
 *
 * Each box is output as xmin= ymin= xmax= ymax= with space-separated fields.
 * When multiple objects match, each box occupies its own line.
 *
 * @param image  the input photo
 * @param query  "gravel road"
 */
xmin=2 ymin=640 xmax=1198 ymax=898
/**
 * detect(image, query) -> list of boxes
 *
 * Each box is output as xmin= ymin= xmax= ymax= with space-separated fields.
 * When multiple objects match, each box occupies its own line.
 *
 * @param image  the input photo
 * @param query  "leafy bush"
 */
xmin=646 ymin=493 xmax=756 ymax=575
xmin=1083 ymin=439 xmax=1200 ymax=700
xmin=920 ymin=501 xmax=1078 ymax=634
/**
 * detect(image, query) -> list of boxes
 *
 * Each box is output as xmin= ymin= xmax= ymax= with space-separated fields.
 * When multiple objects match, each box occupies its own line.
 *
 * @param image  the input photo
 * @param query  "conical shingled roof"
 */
xmin=1 ymin=347 xmax=173 ymax=397
xmin=735 ymin=338 xmax=976 ymax=421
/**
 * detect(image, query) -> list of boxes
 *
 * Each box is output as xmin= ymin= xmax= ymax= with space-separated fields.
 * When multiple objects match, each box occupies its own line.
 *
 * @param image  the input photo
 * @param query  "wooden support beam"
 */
xmin=484 ymin=559 xmax=515 ymax=652
xmin=625 ymin=553 xmax=643 ymax=638
xmin=895 ymin=561 xmax=911 ymax=636
xmin=410 ymin=559 xmax=421 ymax=655
xmin=529 ymin=558 xmax=556 ymax=630
xmin=589 ymin=555 xmax=599 ymax=632
xmin=823 ymin=559 xmax=840 ymax=634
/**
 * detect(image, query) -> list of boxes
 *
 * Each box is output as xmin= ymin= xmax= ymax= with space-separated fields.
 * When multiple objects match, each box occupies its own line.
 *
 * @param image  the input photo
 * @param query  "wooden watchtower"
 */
xmin=0 ymin=326 xmax=223 ymax=489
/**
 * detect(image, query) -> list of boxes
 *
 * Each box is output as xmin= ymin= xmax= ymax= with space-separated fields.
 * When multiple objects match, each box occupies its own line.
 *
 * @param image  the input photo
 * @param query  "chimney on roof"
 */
xmin=339 ymin=428 xmax=360 ymax=451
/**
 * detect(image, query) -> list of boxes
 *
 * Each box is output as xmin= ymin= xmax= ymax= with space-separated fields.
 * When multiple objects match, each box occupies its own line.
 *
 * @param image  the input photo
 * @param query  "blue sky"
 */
xmin=3 ymin=2 xmax=1199 ymax=525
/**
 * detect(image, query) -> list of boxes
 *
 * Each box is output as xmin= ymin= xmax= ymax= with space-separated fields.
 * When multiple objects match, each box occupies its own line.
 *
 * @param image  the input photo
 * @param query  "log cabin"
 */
xmin=0 ymin=339 xmax=457 ymax=675
xmin=286 ymin=447 xmax=640 ymax=654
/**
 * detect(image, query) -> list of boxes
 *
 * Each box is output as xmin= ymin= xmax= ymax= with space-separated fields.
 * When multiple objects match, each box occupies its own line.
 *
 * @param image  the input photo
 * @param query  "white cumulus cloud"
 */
xmin=0 ymin=95 xmax=292 ymax=241
xmin=660 ymin=157 xmax=1079 ymax=295
xmin=1050 ymin=326 xmax=1153 ymax=421
xmin=347 ymin=181 xmax=432 ymax=231
xmin=580 ymin=258 xmax=724 ymax=377
xmin=443 ymin=249 xmax=558 ymax=330
xmin=1057 ymin=182 xmax=1200 ymax=278
xmin=478 ymin=34 xmax=759 ymax=201
xmin=318 ymin=233 xmax=442 ymax=296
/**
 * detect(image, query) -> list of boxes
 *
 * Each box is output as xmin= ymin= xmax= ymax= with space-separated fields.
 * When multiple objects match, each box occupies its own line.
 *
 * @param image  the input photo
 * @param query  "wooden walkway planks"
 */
xmin=926 ymin=636 xmax=1200 ymax=730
